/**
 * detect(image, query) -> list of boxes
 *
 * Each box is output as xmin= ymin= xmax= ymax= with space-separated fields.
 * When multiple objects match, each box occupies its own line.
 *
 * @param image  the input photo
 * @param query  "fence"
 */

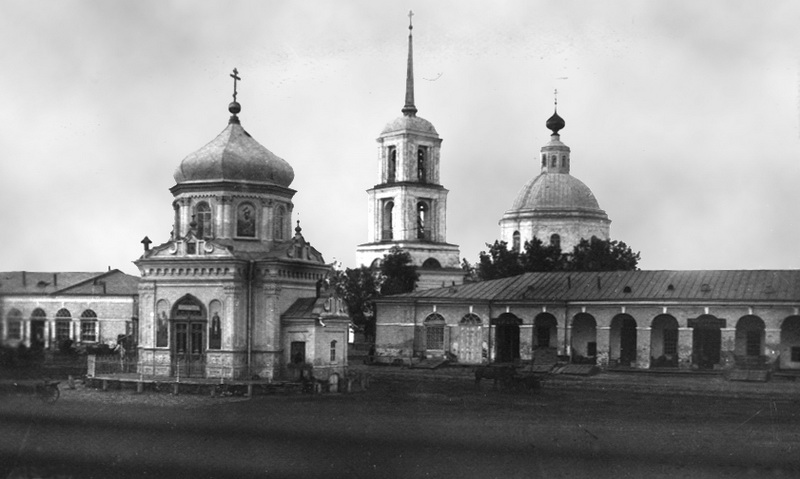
xmin=87 ymin=354 xmax=139 ymax=377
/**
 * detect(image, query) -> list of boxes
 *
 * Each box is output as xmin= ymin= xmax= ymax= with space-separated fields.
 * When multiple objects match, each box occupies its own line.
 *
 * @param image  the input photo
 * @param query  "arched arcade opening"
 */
xmin=571 ymin=313 xmax=597 ymax=364
xmin=492 ymin=313 xmax=521 ymax=363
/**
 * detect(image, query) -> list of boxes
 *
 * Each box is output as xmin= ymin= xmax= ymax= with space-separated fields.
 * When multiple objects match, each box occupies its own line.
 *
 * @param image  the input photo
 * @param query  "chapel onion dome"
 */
xmin=173 ymin=101 xmax=294 ymax=187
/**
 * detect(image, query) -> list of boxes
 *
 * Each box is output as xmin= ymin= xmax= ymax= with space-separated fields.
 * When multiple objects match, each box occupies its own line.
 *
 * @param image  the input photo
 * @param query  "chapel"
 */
xmin=499 ymin=104 xmax=611 ymax=253
xmin=355 ymin=14 xmax=464 ymax=290
xmin=134 ymin=73 xmax=349 ymax=381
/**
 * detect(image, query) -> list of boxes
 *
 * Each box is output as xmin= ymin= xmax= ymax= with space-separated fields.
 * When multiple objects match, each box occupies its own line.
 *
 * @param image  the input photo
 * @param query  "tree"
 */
xmin=329 ymin=247 xmax=418 ymax=341
xmin=379 ymin=247 xmax=419 ymax=295
xmin=470 ymin=235 xmax=640 ymax=281
xmin=567 ymin=236 xmax=640 ymax=271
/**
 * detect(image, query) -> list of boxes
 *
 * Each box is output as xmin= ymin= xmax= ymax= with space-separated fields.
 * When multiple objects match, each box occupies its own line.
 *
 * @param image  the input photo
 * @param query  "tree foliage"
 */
xmin=470 ymin=235 xmax=639 ymax=281
xmin=330 ymin=247 xmax=419 ymax=340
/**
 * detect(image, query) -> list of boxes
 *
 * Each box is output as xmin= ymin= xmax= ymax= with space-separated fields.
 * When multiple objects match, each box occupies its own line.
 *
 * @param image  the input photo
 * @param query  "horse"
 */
xmin=474 ymin=364 xmax=517 ymax=390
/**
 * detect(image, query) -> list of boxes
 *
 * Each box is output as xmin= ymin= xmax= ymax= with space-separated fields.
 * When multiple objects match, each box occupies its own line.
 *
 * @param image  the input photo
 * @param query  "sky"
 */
xmin=1 ymin=0 xmax=799 ymax=276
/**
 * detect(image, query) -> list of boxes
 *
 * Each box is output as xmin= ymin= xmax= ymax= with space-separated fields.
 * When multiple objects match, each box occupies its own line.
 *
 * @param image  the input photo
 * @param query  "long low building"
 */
xmin=373 ymin=270 xmax=800 ymax=371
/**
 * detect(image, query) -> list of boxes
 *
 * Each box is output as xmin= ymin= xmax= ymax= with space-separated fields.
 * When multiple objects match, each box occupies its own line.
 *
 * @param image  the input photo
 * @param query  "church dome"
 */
xmin=381 ymin=115 xmax=438 ymax=136
xmin=174 ymin=119 xmax=294 ymax=187
xmin=508 ymin=173 xmax=605 ymax=215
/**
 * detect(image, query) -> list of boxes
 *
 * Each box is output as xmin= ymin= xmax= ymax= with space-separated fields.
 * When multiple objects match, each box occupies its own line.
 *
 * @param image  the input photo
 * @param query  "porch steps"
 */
xmin=410 ymin=358 xmax=449 ymax=370
xmin=727 ymin=369 xmax=770 ymax=382
xmin=556 ymin=364 xmax=599 ymax=376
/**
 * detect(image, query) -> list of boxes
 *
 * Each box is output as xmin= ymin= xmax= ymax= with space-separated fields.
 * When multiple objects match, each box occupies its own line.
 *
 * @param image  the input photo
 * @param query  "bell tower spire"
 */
xmin=402 ymin=10 xmax=417 ymax=117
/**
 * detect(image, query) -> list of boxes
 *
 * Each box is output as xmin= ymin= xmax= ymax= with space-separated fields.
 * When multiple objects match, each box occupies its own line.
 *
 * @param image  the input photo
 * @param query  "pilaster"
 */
xmin=636 ymin=327 xmax=651 ymax=369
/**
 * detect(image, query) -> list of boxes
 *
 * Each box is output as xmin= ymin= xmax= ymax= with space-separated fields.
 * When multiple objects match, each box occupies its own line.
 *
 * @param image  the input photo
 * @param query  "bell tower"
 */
xmin=356 ymin=12 xmax=464 ymax=290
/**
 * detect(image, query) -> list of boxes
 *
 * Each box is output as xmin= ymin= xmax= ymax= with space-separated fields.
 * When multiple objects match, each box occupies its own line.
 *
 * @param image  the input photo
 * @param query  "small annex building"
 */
xmin=373 ymin=270 xmax=800 ymax=372
xmin=134 ymin=78 xmax=349 ymax=381
xmin=0 ymin=270 xmax=139 ymax=350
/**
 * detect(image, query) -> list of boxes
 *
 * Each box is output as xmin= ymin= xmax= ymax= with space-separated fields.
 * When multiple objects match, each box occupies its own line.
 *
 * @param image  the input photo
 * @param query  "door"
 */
xmin=173 ymin=321 xmax=205 ymax=378
xmin=459 ymin=322 xmax=482 ymax=364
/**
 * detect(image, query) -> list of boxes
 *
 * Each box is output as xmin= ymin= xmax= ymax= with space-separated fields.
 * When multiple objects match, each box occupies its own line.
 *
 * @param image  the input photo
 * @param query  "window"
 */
xmin=550 ymin=233 xmax=561 ymax=249
xmin=274 ymin=205 xmax=286 ymax=240
xmin=195 ymin=202 xmax=212 ymax=238
xmin=746 ymin=331 xmax=761 ymax=357
xmin=422 ymin=258 xmax=441 ymax=268
xmin=417 ymin=202 xmax=429 ymax=240
xmin=425 ymin=313 xmax=445 ymax=350
xmin=330 ymin=340 xmax=337 ymax=362
xmin=417 ymin=146 xmax=427 ymax=183
xmin=382 ymin=201 xmax=394 ymax=241
xmin=80 ymin=310 xmax=98 ymax=342
xmin=561 ymin=155 xmax=567 ymax=167
xmin=6 ymin=309 xmax=22 ymax=340
xmin=541 ymin=154 xmax=546 ymax=167
xmin=663 ymin=329 xmax=678 ymax=356
xmin=236 ymin=203 xmax=256 ymax=237
xmin=55 ymin=308 xmax=71 ymax=342
xmin=551 ymin=155 xmax=557 ymax=167
xmin=791 ymin=347 xmax=800 ymax=362
xmin=387 ymin=147 xmax=396 ymax=183
xmin=512 ymin=231 xmax=521 ymax=252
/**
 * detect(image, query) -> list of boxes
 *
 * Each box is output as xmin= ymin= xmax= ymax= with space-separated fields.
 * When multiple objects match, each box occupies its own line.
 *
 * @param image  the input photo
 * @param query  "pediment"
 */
xmin=142 ymin=238 xmax=236 ymax=260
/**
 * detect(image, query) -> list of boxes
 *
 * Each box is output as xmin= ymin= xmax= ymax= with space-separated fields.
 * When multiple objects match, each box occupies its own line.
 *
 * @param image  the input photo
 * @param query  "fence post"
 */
xmin=87 ymin=354 xmax=96 ymax=378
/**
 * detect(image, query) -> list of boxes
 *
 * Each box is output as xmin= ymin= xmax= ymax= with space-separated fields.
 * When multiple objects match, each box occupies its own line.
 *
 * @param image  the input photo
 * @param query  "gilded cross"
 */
xmin=554 ymin=88 xmax=558 ymax=108
xmin=408 ymin=10 xmax=414 ymax=29
xmin=230 ymin=68 xmax=241 ymax=102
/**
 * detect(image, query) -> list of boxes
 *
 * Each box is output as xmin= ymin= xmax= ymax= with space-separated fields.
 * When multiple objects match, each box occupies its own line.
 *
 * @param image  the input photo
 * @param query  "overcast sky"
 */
xmin=1 ymin=0 xmax=799 ymax=276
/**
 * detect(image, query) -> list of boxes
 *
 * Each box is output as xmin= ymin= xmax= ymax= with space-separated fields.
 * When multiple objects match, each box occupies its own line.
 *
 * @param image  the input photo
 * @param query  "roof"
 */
xmin=506 ymin=173 xmax=607 ymax=216
xmin=379 ymin=270 xmax=800 ymax=304
xmin=380 ymin=115 xmax=438 ymax=136
xmin=173 ymin=120 xmax=294 ymax=188
xmin=0 ymin=270 xmax=140 ymax=296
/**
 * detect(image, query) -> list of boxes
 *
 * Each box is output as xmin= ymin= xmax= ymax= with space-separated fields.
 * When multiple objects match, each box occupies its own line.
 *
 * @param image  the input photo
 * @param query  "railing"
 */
xmin=89 ymin=354 xmax=139 ymax=376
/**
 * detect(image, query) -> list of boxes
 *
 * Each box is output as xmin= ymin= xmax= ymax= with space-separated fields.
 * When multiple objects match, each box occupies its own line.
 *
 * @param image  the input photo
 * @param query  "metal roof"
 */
xmin=379 ymin=270 xmax=800 ymax=304
xmin=0 ymin=270 xmax=139 ymax=296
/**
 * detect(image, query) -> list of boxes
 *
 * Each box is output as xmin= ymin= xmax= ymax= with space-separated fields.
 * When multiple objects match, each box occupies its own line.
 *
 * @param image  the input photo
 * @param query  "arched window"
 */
xmin=512 ymin=231 xmax=521 ymax=252
xmin=274 ymin=205 xmax=286 ymax=240
xmin=195 ymin=202 xmax=212 ymax=239
xmin=425 ymin=313 xmax=445 ymax=350
xmin=460 ymin=313 xmax=482 ymax=326
xmin=6 ymin=309 xmax=22 ymax=340
xmin=156 ymin=300 xmax=170 ymax=347
xmin=416 ymin=202 xmax=429 ymax=240
xmin=236 ymin=203 xmax=256 ymax=238
xmin=551 ymin=155 xmax=557 ymax=167
xmin=387 ymin=147 xmax=397 ymax=183
xmin=541 ymin=154 xmax=546 ymax=167
xmin=422 ymin=258 xmax=441 ymax=268
xmin=55 ymin=308 xmax=71 ymax=342
xmin=417 ymin=146 xmax=427 ymax=183
xmin=561 ymin=155 xmax=567 ymax=167
xmin=550 ymin=233 xmax=561 ymax=249
xmin=209 ymin=300 xmax=222 ymax=350
xmin=330 ymin=340 xmax=337 ymax=362
xmin=382 ymin=201 xmax=394 ymax=241
xmin=80 ymin=310 xmax=98 ymax=342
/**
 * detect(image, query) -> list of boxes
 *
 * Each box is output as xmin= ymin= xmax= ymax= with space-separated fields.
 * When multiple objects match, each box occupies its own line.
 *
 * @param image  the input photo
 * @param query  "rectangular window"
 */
xmin=791 ymin=347 xmax=800 ymax=362
xmin=426 ymin=326 xmax=444 ymax=350
xmin=746 ymin=331 xmax=761 ymax=357
xmin=80 ymin=321 xmax=97 ymax=342
xmin=663 ymin=329 xmax=678 ymax=356
xmin=330 ymin=341 xmax=337 ymax=362
xmin=56 ymin=321 xmax=71 ymax=341
xmin=8 ymin=321 xmax=21 ymax=340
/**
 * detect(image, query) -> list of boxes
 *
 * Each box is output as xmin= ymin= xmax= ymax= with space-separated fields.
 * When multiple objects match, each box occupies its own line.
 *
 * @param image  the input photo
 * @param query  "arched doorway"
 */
xmin=533 ymin=313 xmax=557 ymax=350
xmin=689 ymin=315 xmax=724 ymax=370
xmin=735 ymin=316 xmax=765 ymax=365
xmin=459 ymin=314 xmax=482 ymax=364
xmin=610 ymin=314 xmax=637 ymax=367
xmin=493 ymin=313 xmax=521 ymax=363
xmin=30 ymin=308 xmax=47 ymax=351
xmin=650 ymin=314 xmax=679 ymax=368
xmin=171 ymin=295 xmax=207 ymax=378
xmin=423 ymin=313 xmax=445 ymax=357
xmin=571 ymin=313 xmax=597 ymax=364
xmin=780 ymin=316 xmax=800 ymax=370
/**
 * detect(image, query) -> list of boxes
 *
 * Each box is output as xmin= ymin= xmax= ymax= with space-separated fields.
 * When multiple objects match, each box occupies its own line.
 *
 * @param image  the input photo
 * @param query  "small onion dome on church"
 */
xmin=546 ymin=110 xmax=565 ymax=135
xmin=381 ymin=115 xmax=438 ymax=136
xmin=173 ymin=103 xmax=294 ymax=187
xmin=509 ymin=173 xmax=606 ymax=215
